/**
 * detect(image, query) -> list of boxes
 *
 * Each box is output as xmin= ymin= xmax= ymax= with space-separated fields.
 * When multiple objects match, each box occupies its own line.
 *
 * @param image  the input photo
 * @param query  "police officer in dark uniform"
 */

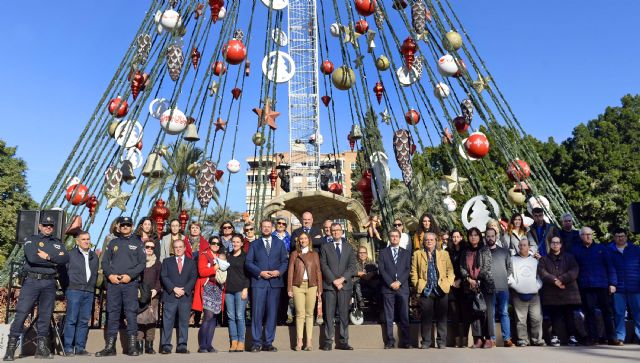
xmin=4 ymin=215 xmax=69 ymax=361
xmin=95 ymin=217 xmax=145 ymax=357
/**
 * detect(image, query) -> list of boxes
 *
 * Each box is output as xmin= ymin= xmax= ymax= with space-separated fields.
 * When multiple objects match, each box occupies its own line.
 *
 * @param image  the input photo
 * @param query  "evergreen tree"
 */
xmin=0 ymin=140 xmax=37 ymax=264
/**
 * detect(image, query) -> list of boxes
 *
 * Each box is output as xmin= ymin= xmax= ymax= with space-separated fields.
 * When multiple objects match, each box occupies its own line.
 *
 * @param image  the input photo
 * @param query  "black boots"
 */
xmin=95 ymin=336 xmax=117 ymax=357
xmin=127 ymin=335 xmax=139 ymax=356
xmin=3 ymin=336 xmax=18 ymax=361
xmin=137 ymin=341 xmax=144 ymax=355
xmin=145 ymin=341 xmax=156 ymax=354
xmin=34 ymin=337 xmax=53 ymax=359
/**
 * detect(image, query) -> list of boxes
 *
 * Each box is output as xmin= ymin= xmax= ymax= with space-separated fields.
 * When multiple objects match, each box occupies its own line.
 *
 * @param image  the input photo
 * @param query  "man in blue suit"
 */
xmin=378 ymin=229 xmax=412 ymax=349
xmin=246 ymin=219 xmax=288 ymax=352
xmin=160 ymin=239 xmax=198 ymax=354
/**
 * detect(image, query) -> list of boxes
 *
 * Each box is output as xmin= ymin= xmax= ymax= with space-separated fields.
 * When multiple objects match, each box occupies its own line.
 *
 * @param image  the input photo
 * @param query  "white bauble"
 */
xmin=330 ymin=23 xmax=341 ymax=37
xmin=434 ymin=82 xmax=450 ymax=99
xmin=159 ymin=108 xmax=188 ymax=135
xmin=443 ymin=196 xmax=457 ymax=212
xmin=437 ymin=54 xmax=459 ymax=77
xmin=226 ymin=159 xmax=241 ymax=173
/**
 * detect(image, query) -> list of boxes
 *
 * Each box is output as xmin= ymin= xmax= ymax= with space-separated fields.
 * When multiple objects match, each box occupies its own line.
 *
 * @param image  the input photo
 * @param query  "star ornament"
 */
xmin=440 ymin=167 xmax=468 ymax=195
xmin=380 ymin=109 xmax=391 ymax=125
xmin=253 ymin=98 xmax=280 ymax=130
xmin=209 ymin=81 xmax=219 ymax=96
xmin=105 ymin=187 xmax=131 ymax=211
xmin=214 ymin=118 xmax=227 ymax=131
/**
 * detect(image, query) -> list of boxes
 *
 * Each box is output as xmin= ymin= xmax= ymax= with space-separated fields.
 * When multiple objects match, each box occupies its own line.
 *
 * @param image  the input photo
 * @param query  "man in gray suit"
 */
xmin=320 ymin=223 xmax=357 ymax=351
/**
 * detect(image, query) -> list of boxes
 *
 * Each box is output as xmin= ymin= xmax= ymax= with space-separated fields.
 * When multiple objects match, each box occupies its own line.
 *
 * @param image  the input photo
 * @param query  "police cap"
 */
xmin=117 ymin=216 xmax=133 ymax=226
xmin=40 ymin=215 xmax=56 ymax=226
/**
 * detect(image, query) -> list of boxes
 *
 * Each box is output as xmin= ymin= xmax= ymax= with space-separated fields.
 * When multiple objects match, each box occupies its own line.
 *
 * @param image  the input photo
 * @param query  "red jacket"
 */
xmin=184 ymin=235 xmax=208 ymax=259
xmin=192 ymin=249 xmax=226 ymax=312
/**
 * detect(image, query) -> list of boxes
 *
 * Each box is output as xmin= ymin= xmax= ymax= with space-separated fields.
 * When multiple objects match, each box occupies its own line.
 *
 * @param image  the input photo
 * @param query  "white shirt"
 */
xmin=263 ymin=237 xmax=272 ymax=249
xmin=301 ymin=246 xmax=309 ymax=280
xmin=80 ymin=249 xmax=91 ymax=282
xmin=334 ymin=240 xmax=342 ymax=254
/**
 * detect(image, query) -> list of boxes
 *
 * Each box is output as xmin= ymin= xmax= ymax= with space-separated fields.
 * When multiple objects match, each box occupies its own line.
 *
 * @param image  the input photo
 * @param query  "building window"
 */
xmin=350 ymin=162 xmax=357 ymax=170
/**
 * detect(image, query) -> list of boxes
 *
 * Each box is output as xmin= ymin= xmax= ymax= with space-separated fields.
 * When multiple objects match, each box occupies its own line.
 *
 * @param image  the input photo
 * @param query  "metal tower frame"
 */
xmin=287 ymin=0 xmax=321 ymax=191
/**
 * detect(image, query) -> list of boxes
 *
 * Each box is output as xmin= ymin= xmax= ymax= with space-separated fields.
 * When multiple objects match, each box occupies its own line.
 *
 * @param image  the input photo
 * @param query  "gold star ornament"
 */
xmin=253 ymin=98 xmax=280 ymax=130
xmin=105 ymin=187 xmax=131 ymax=211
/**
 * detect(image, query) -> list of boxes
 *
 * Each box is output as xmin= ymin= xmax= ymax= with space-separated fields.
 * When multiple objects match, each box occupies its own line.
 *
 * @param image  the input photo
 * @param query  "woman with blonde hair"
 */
xmin=287 ymin=232 xmax=322 ymax=351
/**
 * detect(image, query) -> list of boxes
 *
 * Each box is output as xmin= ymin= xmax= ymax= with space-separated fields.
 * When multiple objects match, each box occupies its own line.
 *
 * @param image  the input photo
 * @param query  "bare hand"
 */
xmin=120 ymin=275 xmax=131 ymax=283
xmin=554 ymin=279 xmax=563 ymax=288
xmin=391 ymin=281 xmax=401 ymax=290
xmin=37 ymin=249 xmax=49 ymax=260
xmin=270 ymin=270 xmax=280 ymax=277
xmin=533 ymin=252 xmax=541 ymax=260
xmin=260 ymin=271 xmax=271 ymax=279
xmin=357 ymin=271 xmax=365 ymax=277
xmin=468 ymin=279 xmax=478 ymax=290
xmin=288 ymin=291 xmax=293 ymax=298
xmin=151 ymin=289 xmax=157 ymax=298
xmin=609 ymin=285 xmax=616 ymax=294
xmin=108 ymin=275 xmax=120 ymax=284
xmin=173 ymin=287 xmax=185 ymax=297
xmin=453 ymin=279 xmax=461 ymax=288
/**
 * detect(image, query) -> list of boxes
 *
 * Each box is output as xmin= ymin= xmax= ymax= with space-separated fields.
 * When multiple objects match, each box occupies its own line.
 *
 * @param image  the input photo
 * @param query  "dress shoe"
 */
xmin=198 ymin=349 xmax=208 ymax=353
xmin=609 ymin=340 xmax=624 ymax=346
xmin=207 ymin=347 xmax=217 ymax=353
xmin=159 ymin=347 xmax=172 ymax=354
xmin=504 ymin=339 xmax=514 ymax=347
xmin=250 ymin=345 xmax=262 ymax=353
xmin=472 ymin=338 xmax=484 ymax=349
xmin=64 ymin=352 xmax=75 ymax=357
xmin=76 ymin=350 xmax=91 ymax=356
xmin=436 ymin=342 xmax=446 ymax=349
xmin=320 ymin=345 xmax=332 ymax=351
xmin=399 ymin=344 xmax=412 ymax=349
xmin=176 ymin=347 xmax=190 ymax=354
xmin=264 ymin=346 xmax=277 ymax=352
xmin=384 ymin=344 xmax=394 ymax=349
xmin=336 ymin=344 xmax=354 ymax=350
xmin=483 ymin=339 xmax=494 ymax=349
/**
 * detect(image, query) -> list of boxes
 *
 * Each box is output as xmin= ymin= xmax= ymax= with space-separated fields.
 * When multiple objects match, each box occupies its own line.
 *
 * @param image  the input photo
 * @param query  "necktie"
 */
xmin=304 ymin=228 xmax=309 ymax=234
xmin=335 ymin=242 xmax=341 ymax=259
xmin=393 ymin=248 xmax=398 ymax=264
xmin=177 ymin=257 xmax=183 ymax=273
xmin=265 ymin=238 xmax=271 ymax=255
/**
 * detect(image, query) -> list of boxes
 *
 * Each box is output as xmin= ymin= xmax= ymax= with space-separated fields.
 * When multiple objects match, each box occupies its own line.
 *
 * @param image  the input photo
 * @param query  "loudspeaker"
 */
xmin=39 ymin=210 xmax=65 ymax=240
xmin=16 ymin=210 xmax=39 ymax=244
xmin=629 ymin=202 xmax=640 ymax=234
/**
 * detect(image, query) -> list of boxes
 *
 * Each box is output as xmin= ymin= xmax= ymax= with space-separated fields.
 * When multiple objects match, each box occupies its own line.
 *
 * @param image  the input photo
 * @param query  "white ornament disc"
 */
xmin=149 ymin=98 xmax=169 ymax=119
xmin=461 ymin=195 xmax=500 ymax=232
xmin=121 ymin=148 xmax=144 ymax=169
xmin=271 ymin=28 xmax=289 ymax=47
xmin=261 ymin=51 xmax=296 ymax=83
xmin=114 ymin=120 xmax=143 ymax=148
xmin=260 ymin=0 xmax=288 ymax=10
xmin=396 ymin=66 xmax=421 ymax=86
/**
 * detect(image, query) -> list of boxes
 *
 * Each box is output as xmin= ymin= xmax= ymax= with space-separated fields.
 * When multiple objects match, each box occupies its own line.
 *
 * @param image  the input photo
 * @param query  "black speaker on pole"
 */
xmin=39 ymin=210 xmax=66 ymax=240
xmin=629 ymin=202 xmax=640 ymax=234
xmin=16 ymin=210 xmax=40 ymax=244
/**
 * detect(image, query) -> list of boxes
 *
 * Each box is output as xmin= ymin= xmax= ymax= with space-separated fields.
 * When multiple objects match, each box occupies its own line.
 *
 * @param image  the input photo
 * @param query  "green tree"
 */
xmin=146 ymin=142 xmax=210 ymax=213
xmin=538 ymin=94 xmax=640 ymax=239
xmin=0 ymin=140 xmax=37 ymax=264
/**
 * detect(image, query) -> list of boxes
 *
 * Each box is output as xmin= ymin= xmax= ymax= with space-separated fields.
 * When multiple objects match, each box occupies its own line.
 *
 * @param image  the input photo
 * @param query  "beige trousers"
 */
xmin=292 ymin=281 xmax=318 ymax=341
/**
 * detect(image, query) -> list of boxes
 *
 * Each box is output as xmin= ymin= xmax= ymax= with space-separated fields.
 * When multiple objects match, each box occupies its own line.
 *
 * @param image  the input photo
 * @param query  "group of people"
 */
xmin=3 ymin=208 xmax=639 ymax=360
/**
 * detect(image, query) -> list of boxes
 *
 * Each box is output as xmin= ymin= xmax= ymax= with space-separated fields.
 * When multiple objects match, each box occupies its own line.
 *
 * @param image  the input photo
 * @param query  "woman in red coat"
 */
xmin=192 ymin=237 xmax=227 ymax=352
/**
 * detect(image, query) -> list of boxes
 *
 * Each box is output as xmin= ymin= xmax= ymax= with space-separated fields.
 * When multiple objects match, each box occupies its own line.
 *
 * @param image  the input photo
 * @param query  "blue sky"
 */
xmin=3 ymin=0 xmax=639 ymax=218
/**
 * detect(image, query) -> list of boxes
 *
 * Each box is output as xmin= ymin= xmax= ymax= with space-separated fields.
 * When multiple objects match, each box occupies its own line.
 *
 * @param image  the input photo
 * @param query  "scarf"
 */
xmin=146 ymin=253 xmax=157 ymax=268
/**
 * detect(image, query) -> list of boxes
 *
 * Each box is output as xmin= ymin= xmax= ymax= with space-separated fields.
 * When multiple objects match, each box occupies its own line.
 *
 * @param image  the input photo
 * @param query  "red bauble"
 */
xmin=454 ymin=115 xmax=469 ymax=133
xmin=355 ymin=19 xmax=369 ymax=34
xmin=506 ymin=159 xmax=531 ymax=181
xmin=329 ymin=182 xmax=344 ymax=195
xmin=151 ymin=199 xmax=170 ymax=237
xmin=348 ymin=133 xmax=355 ymax=151
xmin=321 ymin=60 xmax=334 ymax=75
xmin=85 ymin=195 xmax=98 ymax=218
xmin=108 ymin=96 xmax=129 ymax=118
xmin=215 ymin=169 xmax=224 ymax=181
xmin=178 ymin=210 xmax=189 ymax=232
xmin=356 ymin=170 xmax=373 ymax=214
xmin=321 ymin=95 xmax=331 ymax=107
xmin=405 ymin=109 xmax=420 ymax=125
xmin=212 ymin=61 xmax=227 ymax=76
xmin=401 ymin=37 xmax=418 ymax=70
xmin=231 ymin=87 xmax=242 ymax=99
xmin=269 ymin=169 xmax=278 ymax=190
xmin=66 ymin=184 xmax=89 ymax=206
xmin=223 ymin=39 xmax=247 ymax=65
xmin=373 ymin=82 xmax=384 ymax=104
xmin=354 ymin=0 xmax=376 ymax=16
xmin=465 ymin=132 xmax=490 ymax=158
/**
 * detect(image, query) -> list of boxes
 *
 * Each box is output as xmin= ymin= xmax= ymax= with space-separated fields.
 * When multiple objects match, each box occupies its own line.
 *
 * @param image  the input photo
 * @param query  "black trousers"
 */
xmin=419 ymin=293 xmax=449 ymax=346
xmin=448 ymin=287 xmax=465 ymax=337
xmin=546 ymin=304 xmax=580 ymax=342
xmin=106 ymin=281 xmax=139 ymax=337
xmin=322 ymin=289 xmax=351 ymax=346
xmin=581 ymin=288 xmax=616 ymax=340
xmin=382 ymin=292 xmax=410 ymax=346
xmin=463 ymin=292 xmax=495 ymax=339
xmin=10 ymin=277 xmax=57 ymax=337
xmin=161 ymin=297 xmax=193 ymax=349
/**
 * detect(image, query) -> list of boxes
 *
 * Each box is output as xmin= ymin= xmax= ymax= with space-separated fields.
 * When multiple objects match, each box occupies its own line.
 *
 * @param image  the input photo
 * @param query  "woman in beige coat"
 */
xmin=411 ymin=232 xmax=455 ymax=349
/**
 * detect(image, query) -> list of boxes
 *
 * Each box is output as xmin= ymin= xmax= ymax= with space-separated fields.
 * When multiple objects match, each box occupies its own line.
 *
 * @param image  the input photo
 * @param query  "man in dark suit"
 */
xmin=245 ymin=219 xmax=289 ymax=352
xmin=291 ymin=211 xmax=323 ymax=250
xmin=320 ymin=223 xmax=357 ymax=350
xmin=160 ymin=239 xmax=197 ymax=354
xmin=378 ymin=229 xmax=412 ymax=349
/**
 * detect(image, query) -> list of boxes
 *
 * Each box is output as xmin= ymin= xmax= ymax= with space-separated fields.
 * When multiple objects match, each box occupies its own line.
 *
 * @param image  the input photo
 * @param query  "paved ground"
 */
xmin=14 ymin=345 xmax=640 ymax=363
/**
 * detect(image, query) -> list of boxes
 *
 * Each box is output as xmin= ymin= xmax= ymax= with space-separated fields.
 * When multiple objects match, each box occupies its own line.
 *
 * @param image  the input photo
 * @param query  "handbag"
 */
xmin=215 ymin=269 xmax=227 ymax=284
xmin=472 ymin=291 xmax=486 ymax=315
xmin=138 ymin=281 xmax=152 ymax=305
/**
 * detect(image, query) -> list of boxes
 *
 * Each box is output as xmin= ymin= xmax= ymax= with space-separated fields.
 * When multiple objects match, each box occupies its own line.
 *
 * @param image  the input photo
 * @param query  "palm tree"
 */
xmin=146 ymin=142 xmax=208 ymax=212
xmin=387 ymin=171 xmax=454 ymax=232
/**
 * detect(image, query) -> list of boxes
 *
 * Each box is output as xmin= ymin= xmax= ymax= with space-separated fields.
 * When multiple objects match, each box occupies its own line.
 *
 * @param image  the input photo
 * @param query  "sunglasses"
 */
xmin=222 ymin=226 xmax=233 ymax=230
xmin=121 ymin=224 xmax=132 ymax=228
xmin=277 ymin=222 xmax=287 ymax=225
xmin=244 ymin=227 xmax=254 ymax=231
xmin=393 ymin=223 xmax=403 ymax=227
xmin=145 ymin=245 xmax=155 ymax=250
xmin=42 ymin=224 xmax=54 ymax=228
xmin=210 ymin=242 xmax=221 ymax=246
